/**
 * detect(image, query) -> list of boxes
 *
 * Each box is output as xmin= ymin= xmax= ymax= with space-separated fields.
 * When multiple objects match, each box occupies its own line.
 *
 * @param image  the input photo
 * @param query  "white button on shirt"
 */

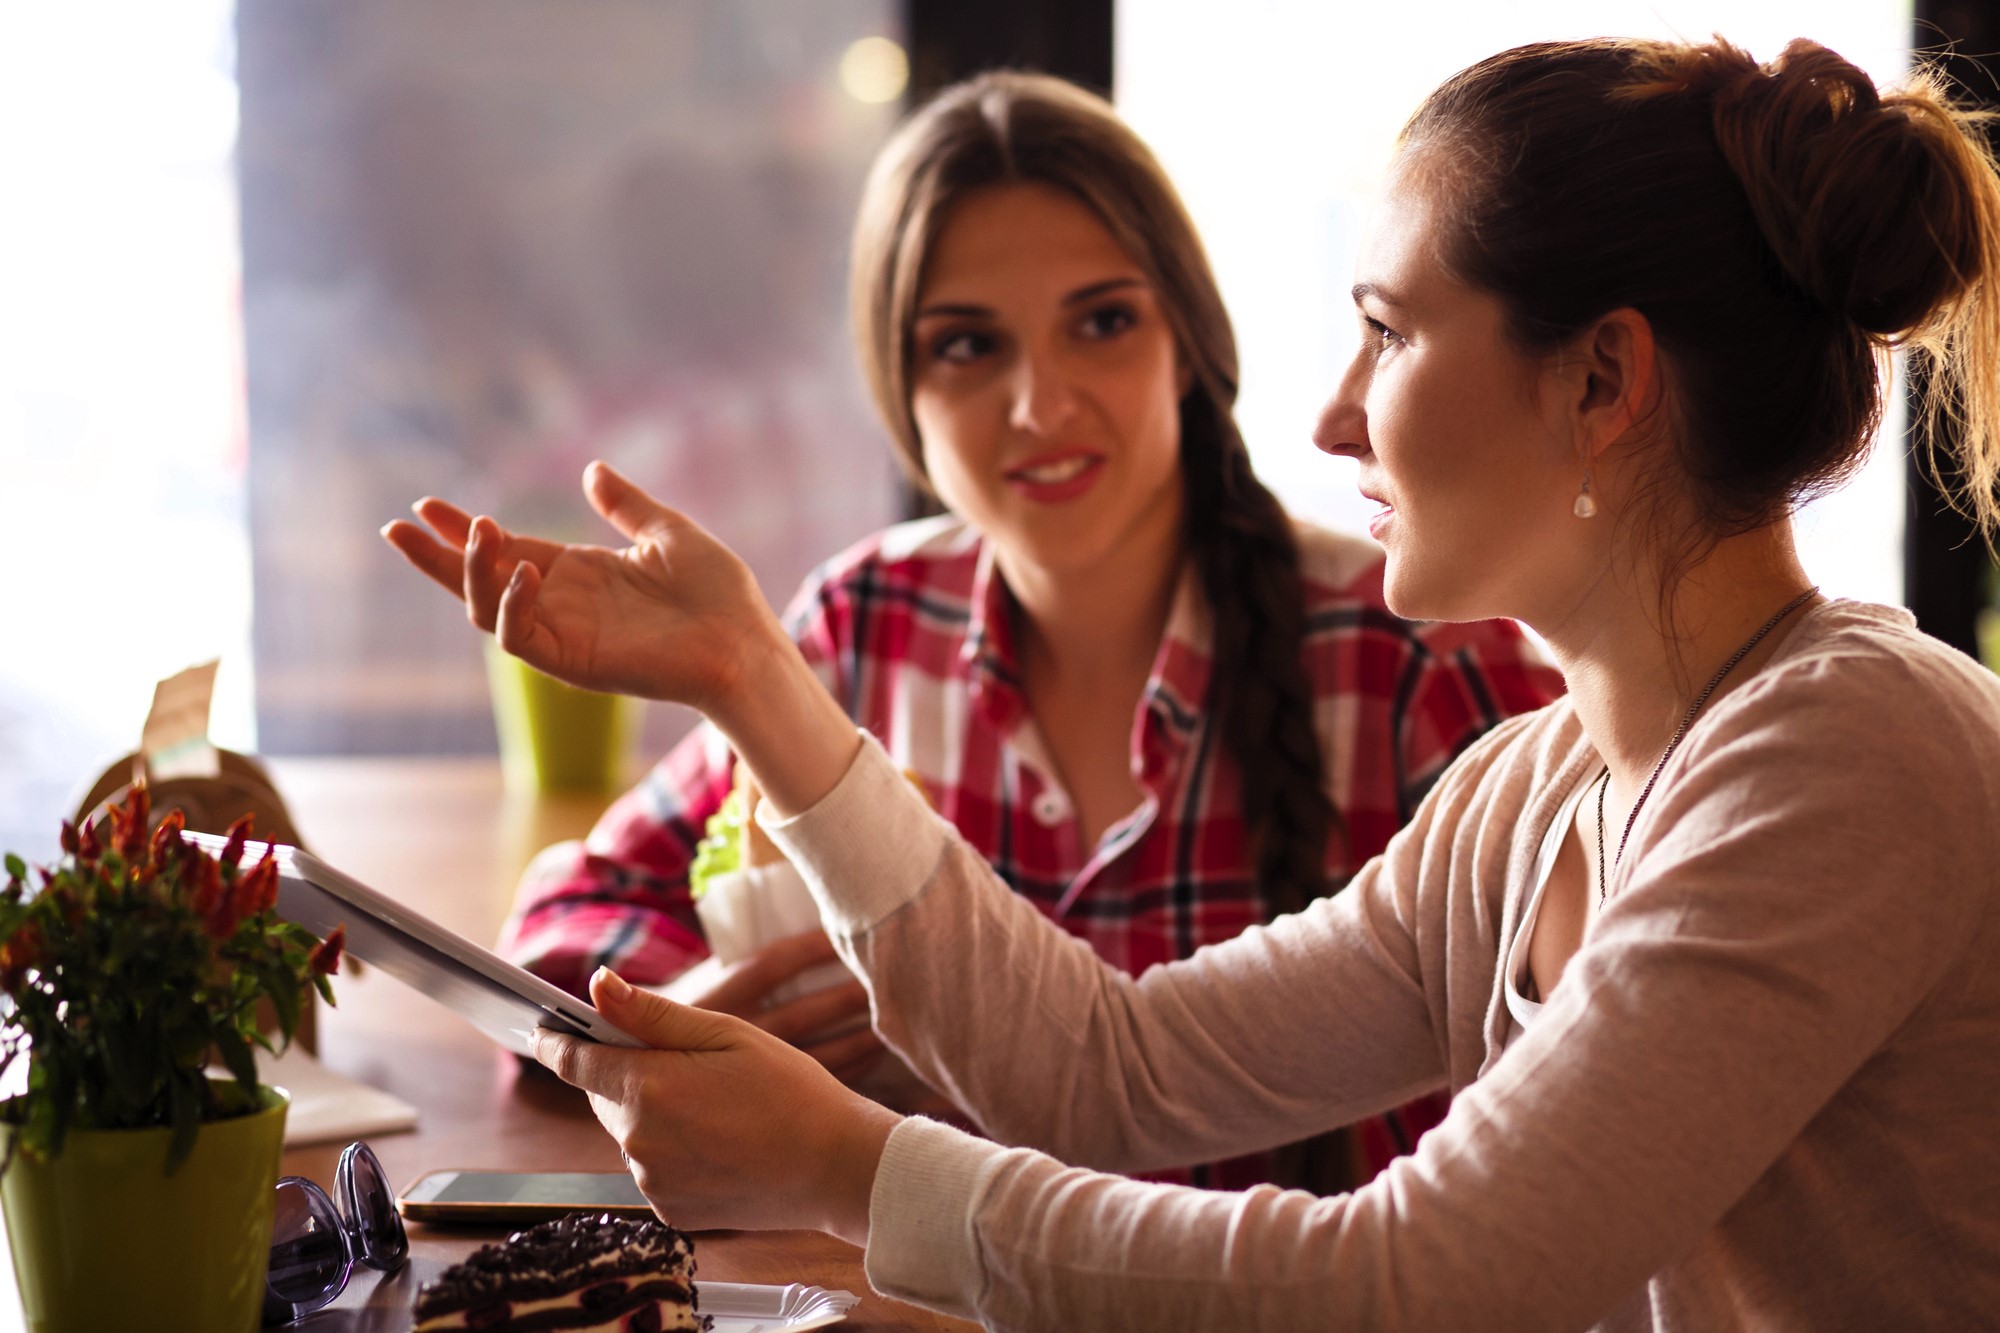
xmin=1031 ymin=789 xmax=1070 ymax=826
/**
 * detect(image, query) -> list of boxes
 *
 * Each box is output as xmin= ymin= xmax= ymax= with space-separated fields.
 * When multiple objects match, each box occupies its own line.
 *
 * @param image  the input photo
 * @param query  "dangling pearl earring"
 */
xmin=1573 ymin=471 xmax=1598 ymax=519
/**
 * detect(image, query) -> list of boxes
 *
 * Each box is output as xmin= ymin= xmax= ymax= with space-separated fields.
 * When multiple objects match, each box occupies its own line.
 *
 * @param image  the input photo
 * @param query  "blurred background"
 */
xmin=3 ymin=0 xmax=1993 ymax=865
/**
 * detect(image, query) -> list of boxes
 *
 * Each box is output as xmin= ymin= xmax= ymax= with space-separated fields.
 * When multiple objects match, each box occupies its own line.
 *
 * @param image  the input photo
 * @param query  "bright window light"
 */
xmin=0 ymin=0 xmax=250 ymax=864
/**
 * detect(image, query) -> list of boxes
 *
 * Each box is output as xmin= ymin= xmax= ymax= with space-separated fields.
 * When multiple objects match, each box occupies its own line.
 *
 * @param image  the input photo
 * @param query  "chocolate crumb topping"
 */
xmin=414 ymin=1213 xmax=697 ymax=1320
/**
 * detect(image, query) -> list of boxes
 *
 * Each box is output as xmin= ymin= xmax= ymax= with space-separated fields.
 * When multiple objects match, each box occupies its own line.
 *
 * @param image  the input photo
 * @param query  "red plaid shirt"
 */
xmin=503 ymin=516 xmax=1564 ymax=1187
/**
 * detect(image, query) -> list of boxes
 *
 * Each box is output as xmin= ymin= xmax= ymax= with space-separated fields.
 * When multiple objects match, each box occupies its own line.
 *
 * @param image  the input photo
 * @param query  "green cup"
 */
xmin=2 ymin=1083 xmax=288 ymax=1333
xmin=484 ymin=640 xmax=638 ymax=794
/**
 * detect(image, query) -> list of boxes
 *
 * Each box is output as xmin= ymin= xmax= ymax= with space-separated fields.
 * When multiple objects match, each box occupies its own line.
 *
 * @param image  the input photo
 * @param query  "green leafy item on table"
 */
xmin=0 ymin=787 xmax=345 ymax=1175
xmin=688 ymin=786 xmax=749 ymax=901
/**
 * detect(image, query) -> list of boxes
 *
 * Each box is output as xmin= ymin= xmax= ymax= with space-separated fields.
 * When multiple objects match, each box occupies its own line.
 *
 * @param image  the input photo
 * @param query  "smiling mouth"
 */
xmin=1009 ymin=455 xmax=1097 ymax=485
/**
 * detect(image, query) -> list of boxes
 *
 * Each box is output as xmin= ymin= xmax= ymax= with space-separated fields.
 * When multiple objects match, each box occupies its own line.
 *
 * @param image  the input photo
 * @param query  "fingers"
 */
xmin=805 ymin=1025 xmax=886 ymax=1082
xmin=755 ymin=980 xmax=871 ymax=1046
xmin=494 ymin=560 xmax=547 ymax=661
xmin=698 ymin=930 xmax=844 ymax=1016
xmin=413 ymin=496 xmax=475 ymax=547
xmin=590 ymin=967 xmax=741 ymax=1052
xmin=387 ymin=503 xmax=516 ymax=633
xmin=584 ymin=460 xmax=684 ymax=544
xmin=531 ymin=1027 xmax=624 ymax=1099
xmin=463 ymin=515 xmax=514 ymax=633
xmin=381 ymin=520 xmax=469 ymax=599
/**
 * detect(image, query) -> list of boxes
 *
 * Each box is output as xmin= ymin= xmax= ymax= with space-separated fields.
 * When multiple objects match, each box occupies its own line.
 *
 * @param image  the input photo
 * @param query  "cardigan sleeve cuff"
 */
xmin=755 ymin=730 xmax=948 ymax=937
xmin=862 ymin=1114 xmax=1008 ymax=1319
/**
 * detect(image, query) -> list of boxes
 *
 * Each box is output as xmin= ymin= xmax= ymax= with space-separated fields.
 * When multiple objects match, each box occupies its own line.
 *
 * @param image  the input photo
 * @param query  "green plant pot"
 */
xmin=484 ymin=638 xmax=637 ymax=794
xmin=2 ymin=1083 xmax=289 ymax=1333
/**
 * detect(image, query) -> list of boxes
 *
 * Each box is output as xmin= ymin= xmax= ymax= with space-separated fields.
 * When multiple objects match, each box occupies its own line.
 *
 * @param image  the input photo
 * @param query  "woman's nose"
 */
xmin=1313 ymin=360 xmax=1369 ymax=458
xmin=1008 ymin=349 xmax=1080 ymax=437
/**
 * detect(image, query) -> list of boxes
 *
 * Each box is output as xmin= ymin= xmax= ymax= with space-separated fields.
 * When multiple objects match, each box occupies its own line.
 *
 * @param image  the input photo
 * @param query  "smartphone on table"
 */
xmin=397 ymin=1170 xmax=656 ymax=1224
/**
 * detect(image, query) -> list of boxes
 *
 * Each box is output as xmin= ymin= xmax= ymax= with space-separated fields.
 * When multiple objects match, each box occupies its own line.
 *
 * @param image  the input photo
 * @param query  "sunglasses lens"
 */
xmin=339 ymin=1143 xmax=409 ymax=1272
xmin=265 ymin=1179 xmax=350 ymax=1322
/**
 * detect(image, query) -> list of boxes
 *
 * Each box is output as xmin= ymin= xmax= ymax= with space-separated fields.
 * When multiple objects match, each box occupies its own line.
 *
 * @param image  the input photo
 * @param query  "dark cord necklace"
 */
xmin=1593 ymin=588 xmax=1820 ymax=904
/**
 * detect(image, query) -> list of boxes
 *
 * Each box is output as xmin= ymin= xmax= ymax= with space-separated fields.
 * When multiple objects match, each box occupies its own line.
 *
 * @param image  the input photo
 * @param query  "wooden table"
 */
xmin=0 ymin=758 xmax=974 ymax=1332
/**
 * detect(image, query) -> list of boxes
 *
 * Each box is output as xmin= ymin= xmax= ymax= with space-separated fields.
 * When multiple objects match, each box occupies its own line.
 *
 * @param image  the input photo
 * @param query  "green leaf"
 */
xmin=3 ymin=854 xmax=24 ymax=881
xmin=264 ymin=969 xmax=301 ymax=1042
xmin=213 ymin=1025 xmax=259 ymax=1098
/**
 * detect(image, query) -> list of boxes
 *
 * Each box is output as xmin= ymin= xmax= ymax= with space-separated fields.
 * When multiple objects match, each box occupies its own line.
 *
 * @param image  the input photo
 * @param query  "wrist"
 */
xmin=818 ymin=1100 xmax=899 ymax=1247
xmin=714 ymin=630 xmax=862 ymax=819
xmin=702 ymin=613 xmax=796 ymax=724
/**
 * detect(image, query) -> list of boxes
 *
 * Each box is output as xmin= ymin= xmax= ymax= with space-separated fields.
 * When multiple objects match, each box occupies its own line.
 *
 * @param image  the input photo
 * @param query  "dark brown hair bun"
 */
xmin=1642 ymin=39 xmax=1990 ymax=339
xmin=1404 ymin=36 xmax=2000 ymax=548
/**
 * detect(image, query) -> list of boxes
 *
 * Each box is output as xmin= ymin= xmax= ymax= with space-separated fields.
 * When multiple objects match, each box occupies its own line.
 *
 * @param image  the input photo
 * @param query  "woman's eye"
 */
xmin=931 ymin=330 xmax=995 ymax=364
xmin=1364 ymin=315 xmax=1403 ymax=350
xmin=1080 ymin=304 xmax=1137 ymax=340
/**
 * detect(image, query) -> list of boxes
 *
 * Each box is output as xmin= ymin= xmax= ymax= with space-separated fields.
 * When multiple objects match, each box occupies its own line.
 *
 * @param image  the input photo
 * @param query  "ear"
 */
xmin=1550 ymin=307 xmax=1659 ymax=464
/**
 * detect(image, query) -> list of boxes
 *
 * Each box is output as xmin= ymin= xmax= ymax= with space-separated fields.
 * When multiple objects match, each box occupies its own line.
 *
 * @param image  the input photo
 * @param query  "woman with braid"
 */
xmin=396 ymin=37 xmax=2000 ymax=1328
xmin=391 ymin=71 xmax=1559 ymax=1191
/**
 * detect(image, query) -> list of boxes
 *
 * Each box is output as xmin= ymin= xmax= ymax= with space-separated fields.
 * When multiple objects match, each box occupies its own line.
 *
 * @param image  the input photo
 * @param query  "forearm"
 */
xmin=764 ymin=738 xmax=1445 ymax=1171
xmin=864 ymin=1110 xmax=1575 ymax=1332
xmin=707 ymin=620 xmax=862 ymax=822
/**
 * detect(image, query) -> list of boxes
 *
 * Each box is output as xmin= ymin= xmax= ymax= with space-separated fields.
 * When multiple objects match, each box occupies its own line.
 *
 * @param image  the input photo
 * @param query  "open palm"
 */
xmin=383 ymin=462 xmax=775 ymax=712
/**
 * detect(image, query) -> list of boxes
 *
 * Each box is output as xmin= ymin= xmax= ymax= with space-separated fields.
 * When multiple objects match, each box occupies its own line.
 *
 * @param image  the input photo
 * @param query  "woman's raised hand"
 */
xmin=381 ymin=462 xmax=780 ymax=716
xmin=535 ymin=967 xmax=898 ymax=1242
xmin=386 ymin=461 xmax=862 ymax=816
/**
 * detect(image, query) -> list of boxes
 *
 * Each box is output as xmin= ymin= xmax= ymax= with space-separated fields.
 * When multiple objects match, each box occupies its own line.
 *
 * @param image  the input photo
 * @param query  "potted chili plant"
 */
xmin=0 ymin=786 xmax=343 ymax=1332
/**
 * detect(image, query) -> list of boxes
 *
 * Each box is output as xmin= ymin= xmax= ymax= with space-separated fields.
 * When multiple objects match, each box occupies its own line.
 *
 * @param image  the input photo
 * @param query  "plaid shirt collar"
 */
xmin=960 ymin=543 xmax=1213 ymax=780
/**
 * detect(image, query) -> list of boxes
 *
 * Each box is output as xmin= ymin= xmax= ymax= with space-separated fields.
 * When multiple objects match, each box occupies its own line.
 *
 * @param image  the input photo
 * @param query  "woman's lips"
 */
xmin=1362 ymin=493 xmax=1394 ymax=539
xmin=1005 ymin=450 xmax=1105 ymax=503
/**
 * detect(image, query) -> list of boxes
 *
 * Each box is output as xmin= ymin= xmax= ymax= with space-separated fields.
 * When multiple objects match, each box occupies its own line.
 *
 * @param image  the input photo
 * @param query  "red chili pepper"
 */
xmin=220 ymin=814 xmax=253 ymax=870
xmin=241 ymin=852 xmax=280 ymax=915
xmin=309 ymin=925 xmax=346 ymax=976
xmin=150 ymin=809 xmax=187 ymax=867
xmin=106 ymin=803 xmax=131 ymax=852
xmin=121 ymin=786 xmax=151 ymax=858
xmin=191 ymin=856 xmax=224 ymax=917
xmin=205 ymin=891 xmax=243 ymax=941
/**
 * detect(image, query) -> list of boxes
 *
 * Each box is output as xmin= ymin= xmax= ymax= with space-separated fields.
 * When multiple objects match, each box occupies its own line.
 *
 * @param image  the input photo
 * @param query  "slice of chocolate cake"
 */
xmin=412 ymin=1212 xmax=709 ymax=1332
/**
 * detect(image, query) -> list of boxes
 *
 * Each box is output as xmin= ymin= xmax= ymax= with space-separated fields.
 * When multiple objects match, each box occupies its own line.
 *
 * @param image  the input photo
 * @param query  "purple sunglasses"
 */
xmin=263 ymin=1141 xmax=409 ymax=1326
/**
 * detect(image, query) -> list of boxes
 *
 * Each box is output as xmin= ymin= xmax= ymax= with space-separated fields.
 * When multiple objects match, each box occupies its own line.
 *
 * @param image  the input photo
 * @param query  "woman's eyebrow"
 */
xmin=914 ymin=300 xmax=992 ymax=320
xmin=1351 ymin=281 xmax=1407 ymax=309
xmin=917 ymin=276 xmax=1146 ymax=321
xmin=1063 ymin=276 xmax=1147 ymax=307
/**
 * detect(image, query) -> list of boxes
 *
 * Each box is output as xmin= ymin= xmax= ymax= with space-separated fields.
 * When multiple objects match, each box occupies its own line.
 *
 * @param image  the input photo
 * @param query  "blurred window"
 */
xmin=237 ymin=1 xmax=903 ymax=756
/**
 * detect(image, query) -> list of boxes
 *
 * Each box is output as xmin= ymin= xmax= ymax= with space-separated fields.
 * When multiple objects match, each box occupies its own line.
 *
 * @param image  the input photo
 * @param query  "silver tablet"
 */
xmin=181 ymin=832 xmax=643 ymax=1055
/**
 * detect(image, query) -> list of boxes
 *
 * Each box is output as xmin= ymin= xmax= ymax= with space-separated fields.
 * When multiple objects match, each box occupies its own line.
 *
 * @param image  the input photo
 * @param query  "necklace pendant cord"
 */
xmin=1594 ymin=587 xmax=1819 ymax=904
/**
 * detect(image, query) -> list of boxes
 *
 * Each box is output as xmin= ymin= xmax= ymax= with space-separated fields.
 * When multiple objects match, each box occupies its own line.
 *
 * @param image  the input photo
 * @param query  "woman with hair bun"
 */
xmin=396 ymin=36 xmax=2000 ymax=1332
xmin=391 ymin=71 xmax=1560 ymax=1193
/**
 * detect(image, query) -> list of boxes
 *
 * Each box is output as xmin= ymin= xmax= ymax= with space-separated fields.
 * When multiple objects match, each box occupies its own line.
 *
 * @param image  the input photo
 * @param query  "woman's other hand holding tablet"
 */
xmin=381 ymin=461 xmax=863 ymax=819
xmin=531 ymin=966 xmax=897 ymax=1244
xmin=656 ymin=929 xmax=886 ymax=1084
